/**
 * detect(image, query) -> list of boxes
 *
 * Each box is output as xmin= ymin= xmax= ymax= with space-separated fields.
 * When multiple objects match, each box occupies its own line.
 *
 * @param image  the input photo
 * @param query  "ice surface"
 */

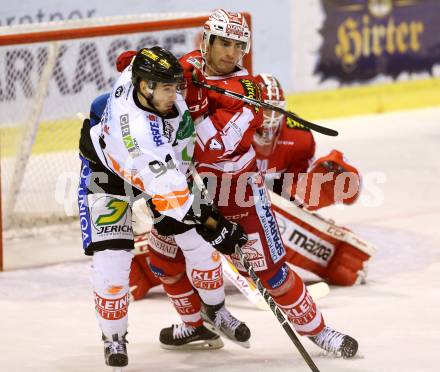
xmin=1 ymin=107 xmax=440 ymax=371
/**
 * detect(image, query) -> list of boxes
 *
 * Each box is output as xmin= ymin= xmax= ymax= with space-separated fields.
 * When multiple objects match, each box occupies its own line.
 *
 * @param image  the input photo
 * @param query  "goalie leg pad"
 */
xmin=92 ymin=249 xmax=133 ymax=339
xmin=270 ymin=193 xmax=375 ymax=286
xmin=326 ymin=243 xmax=372 ymax=285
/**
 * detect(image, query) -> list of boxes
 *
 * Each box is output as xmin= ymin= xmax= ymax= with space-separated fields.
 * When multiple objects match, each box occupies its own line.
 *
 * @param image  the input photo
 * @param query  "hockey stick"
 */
xmin=193 ymin=80 xmax=338 ymax=137
xmin=235 ymin=244 xmax=321 ymax=372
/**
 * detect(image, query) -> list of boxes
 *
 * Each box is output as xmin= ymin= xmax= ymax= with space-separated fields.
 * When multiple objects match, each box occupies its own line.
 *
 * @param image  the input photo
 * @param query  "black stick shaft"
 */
xmin=194 ymin=80 xmax=338 ymax=137
xmin=236 ymin=245 xmax=321 ymax=372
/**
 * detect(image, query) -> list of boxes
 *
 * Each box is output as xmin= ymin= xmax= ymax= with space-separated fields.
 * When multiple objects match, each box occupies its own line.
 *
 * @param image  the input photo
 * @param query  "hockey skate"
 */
xmin=103 ymin=333 xmax=128 ymax=368
xmin=309 ymin=326 xmax=358 ymax=358
xmin=201 ymin=301 xmax=251 ymax=348
xmin=160 ymin=323 xmax=224 ymax=350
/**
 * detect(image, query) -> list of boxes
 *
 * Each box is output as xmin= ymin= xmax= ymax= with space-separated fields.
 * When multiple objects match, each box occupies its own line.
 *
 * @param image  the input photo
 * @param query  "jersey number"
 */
xmin=149 ymin=154 xmax=177 ymax=177
xmin=209 ymin=139 xmax=223 ymax=150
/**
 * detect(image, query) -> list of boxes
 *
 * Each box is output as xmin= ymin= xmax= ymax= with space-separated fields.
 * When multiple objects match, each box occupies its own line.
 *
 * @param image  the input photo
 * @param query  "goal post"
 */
xmin=0 ymin=12 xmax=253 ymax=271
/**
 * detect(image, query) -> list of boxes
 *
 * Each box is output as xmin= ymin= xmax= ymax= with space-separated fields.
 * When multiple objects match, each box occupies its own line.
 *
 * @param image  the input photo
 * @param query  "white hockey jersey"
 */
xmin=90 ymin=66 xmax=196 ymax=221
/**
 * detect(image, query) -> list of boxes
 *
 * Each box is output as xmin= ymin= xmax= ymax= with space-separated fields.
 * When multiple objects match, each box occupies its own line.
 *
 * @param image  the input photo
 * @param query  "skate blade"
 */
xmin=112 ymin=368 xmax=124 ymax=372
xmin=160 ymin=337 xmax=224 ymax=351
xmin=203 ymin=322 xmax=251 ymax=349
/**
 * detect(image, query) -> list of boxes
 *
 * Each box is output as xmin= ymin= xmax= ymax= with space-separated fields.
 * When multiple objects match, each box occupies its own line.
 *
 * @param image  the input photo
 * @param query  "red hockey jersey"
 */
xmin=180 ymin=50 xmax=263 ymax=176
xmin=255 ymin=117 xmax=316 ymax=199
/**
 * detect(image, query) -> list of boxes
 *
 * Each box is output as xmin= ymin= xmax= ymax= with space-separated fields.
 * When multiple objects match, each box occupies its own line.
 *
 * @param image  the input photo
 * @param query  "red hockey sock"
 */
xmin=162 ymin=275 xmax=203 ymax=327
xmin=273 ymin=270 xmax=325 ymax=336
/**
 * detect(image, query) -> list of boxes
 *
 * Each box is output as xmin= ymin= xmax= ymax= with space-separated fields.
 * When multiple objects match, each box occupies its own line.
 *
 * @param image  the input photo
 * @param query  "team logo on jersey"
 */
xmin=115 ymin=86 xmax=124 ymax=98
xmin=239 ymin=79 xmax=261 ymax=113
xmin=176 ymin=111 xmax=195 ymax=140
xmin=286 ymin=116 xmax=309 ymax=131
xmin=187 ymin=56 xmax=202 ymax=70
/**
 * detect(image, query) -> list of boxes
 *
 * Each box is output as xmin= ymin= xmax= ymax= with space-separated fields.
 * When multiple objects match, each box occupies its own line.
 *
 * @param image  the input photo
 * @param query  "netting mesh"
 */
xmin=0 ymin=13 xmax=207 ymax=229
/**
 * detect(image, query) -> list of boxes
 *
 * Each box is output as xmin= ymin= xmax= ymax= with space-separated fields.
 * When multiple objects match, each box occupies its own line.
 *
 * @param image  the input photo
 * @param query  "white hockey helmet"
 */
xmin=201 ymin=9 xmax=251 ymax=56
xmin=253 ymin=73 xmax=287 ymax=156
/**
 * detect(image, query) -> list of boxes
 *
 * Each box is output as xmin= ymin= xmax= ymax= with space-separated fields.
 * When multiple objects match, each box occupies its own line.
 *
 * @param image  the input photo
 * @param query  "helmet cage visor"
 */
xmin=257 ymin=99 xmax=286 ymax=143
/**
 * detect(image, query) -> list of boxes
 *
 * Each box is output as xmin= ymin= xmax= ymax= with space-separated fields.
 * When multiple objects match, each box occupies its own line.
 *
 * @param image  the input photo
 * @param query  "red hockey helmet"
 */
xmin=253 ymin=73 xmax=286 ymax=156
xmin=201 ymin=9 xmax=251 ymax=57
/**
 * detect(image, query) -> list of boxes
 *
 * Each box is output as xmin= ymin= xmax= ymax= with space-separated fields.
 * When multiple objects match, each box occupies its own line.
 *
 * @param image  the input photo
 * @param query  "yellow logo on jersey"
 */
xmin=96 ymin=199 xmax=129 ymax=226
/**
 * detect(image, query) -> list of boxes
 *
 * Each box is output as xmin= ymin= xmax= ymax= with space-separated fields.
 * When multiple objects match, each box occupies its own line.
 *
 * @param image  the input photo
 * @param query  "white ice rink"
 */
xmin=1 ymin=107 xmax=440 ymax=372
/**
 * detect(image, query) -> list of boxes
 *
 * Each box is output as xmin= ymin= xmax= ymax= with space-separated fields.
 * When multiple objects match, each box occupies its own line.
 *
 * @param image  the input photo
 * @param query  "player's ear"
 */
xmin=139 ymin=80 xmax=147 ymax=94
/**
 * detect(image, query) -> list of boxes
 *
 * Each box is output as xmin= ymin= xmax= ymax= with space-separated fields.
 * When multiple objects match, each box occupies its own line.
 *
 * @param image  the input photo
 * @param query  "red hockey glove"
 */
xmin=182 ymin=64 xmax=209 ymax=120
xmin=298 ymin=150 xmax=361 ymax=211
xmin=116 ymin=50 xmax=137 ymax=72
xmin=129 ymin=233 xmax=161 ymax=300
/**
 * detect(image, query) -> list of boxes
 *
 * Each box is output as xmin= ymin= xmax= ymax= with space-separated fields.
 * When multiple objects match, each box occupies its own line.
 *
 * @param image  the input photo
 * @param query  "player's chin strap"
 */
xmin=193 ymin=80 xmax=338 ymax=137
xmin=189 ymin=165 xmax=321 ymax=372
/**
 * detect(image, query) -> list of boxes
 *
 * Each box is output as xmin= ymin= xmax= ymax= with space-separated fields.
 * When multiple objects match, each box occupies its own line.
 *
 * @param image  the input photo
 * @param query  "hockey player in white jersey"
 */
xmin=78 ymin=46 xmax=248 ymax=368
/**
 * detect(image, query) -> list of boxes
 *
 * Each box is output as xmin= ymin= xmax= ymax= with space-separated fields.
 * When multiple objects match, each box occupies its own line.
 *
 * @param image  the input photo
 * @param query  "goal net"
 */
xmin=0 ymin=12 xmax=253 ymax=269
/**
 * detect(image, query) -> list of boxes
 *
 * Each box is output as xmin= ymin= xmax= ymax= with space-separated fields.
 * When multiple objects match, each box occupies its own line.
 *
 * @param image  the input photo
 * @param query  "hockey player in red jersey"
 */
xmin=253 ymin=73 xmax=374 ymax=286
xmin=177 ymin=9 xmax=359 ymax=358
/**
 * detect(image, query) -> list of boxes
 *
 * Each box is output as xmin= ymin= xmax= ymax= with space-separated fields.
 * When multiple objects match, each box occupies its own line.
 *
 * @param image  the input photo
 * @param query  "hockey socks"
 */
xmin=273 ymin=269 xmax=325 ymax=336
xmin=92 ymin=250 xmax=133 ymax=340
xmin=162 ymin=274 xmax=203 ymax=327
